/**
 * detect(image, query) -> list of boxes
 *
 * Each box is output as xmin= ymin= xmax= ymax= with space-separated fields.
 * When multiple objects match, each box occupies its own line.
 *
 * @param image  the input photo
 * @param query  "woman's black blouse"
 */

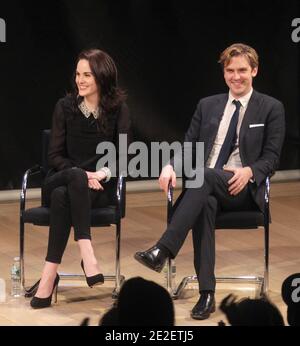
xmin=48 ymin=95 xmax=132 ymax=173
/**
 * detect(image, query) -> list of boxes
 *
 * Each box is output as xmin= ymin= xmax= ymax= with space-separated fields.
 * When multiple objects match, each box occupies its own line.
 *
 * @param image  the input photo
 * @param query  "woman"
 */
xmin=30 ymin=49 xmax=131 ymax=309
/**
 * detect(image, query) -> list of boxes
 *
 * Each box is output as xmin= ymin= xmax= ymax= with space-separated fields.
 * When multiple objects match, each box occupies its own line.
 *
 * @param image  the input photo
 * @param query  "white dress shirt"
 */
xmin=206 ymin=88 xmax=253 ymax=168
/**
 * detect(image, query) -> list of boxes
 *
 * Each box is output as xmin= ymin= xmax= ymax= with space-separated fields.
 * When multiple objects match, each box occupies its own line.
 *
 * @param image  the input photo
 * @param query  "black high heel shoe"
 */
xmin=24 ymin=279 xmax=41 ymax=298
xmin=80 ymin=260 xmax=104 ymax=287
xmin=30 ymin=274 xmax=60 ymax=309
xmin=25 ymin=272 xmax=59 ymax=298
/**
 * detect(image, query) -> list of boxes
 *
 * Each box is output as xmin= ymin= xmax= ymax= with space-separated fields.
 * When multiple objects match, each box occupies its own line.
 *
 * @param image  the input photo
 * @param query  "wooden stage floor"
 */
xmin=0 ymin=181 xmax=300 ymax=326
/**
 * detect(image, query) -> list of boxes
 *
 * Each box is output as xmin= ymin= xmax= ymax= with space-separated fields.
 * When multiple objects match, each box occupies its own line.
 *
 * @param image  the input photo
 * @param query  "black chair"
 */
xmin=20 ymin=130 xmax=126 ymax=298
xmin=165 ymin=178 xmax=270 ymax=299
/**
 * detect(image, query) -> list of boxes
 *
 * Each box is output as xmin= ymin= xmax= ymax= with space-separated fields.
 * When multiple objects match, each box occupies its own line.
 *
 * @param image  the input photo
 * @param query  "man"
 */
xmin=134 ymin=43 xmax=285 ymax=320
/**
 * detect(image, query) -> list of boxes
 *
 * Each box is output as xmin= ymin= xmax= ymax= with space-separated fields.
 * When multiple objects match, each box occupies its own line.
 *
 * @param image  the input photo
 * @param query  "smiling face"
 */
xmin=223 ymin=55 xmax=258 ymax=98
xmin=75 ymin=59 xmax=99 ymax=99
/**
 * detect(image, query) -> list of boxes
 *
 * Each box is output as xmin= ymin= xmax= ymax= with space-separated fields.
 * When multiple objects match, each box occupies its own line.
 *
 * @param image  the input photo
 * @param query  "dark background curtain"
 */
xmin=0 ymin=0 xmax=299 ymax=189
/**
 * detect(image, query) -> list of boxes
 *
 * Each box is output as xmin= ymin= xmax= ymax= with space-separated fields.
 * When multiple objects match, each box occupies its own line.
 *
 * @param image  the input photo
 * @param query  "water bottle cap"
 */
xmin=14 ymin=256 xmax=20 ymax=261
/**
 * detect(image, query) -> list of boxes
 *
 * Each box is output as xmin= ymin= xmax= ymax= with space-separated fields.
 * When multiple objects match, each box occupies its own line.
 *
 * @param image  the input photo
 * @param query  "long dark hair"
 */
xmin=72 ymin=48 xmax=126 ymax=133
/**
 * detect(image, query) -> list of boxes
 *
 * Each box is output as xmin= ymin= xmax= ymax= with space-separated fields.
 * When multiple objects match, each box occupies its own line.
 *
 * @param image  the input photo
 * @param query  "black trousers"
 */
xmin=42 ymin=168 xmax=110 ymax=264
xmin=158 ymin=168 xmax=258 ymax=291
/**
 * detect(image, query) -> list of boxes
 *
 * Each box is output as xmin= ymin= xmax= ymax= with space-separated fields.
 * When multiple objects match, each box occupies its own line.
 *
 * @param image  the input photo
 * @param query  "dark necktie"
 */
xmin=214 ymin=99 xmax=242 ymax=169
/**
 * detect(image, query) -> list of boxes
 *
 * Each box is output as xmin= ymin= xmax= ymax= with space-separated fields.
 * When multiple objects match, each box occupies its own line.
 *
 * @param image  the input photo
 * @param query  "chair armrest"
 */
xmin=264 ymin=176 xmax=271 ymax=223
xmin=20 ymin=165 xmax=42 ymax=215
xmin=116 ymin=174 xmax=126 ymax=219
xmin=167 ymin=182 xmax=174 ymax=224
xmin=264 ymin=176 xmax=270 ymax=204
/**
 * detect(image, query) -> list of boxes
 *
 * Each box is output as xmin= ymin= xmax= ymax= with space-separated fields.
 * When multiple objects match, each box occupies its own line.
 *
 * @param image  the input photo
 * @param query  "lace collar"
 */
xmin=78 ymin=101 xmax=100 ymax=119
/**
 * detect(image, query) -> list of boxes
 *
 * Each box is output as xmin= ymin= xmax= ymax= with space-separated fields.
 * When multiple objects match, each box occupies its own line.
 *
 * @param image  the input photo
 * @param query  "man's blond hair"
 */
xmin=219 ymin=43 xmax=259 ymax=69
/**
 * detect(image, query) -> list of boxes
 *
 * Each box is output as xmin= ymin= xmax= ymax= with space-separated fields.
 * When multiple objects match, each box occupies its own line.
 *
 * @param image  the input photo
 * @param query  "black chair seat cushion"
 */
xmin=216 ymin=211 xmax=265 ymax=229
xmin=22 ymin=206 xmax=119 ymax=227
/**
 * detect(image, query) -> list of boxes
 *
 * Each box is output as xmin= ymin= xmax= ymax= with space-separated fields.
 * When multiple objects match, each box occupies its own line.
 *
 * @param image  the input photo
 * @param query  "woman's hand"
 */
xmin=86 ymin=170 xmax=107 ymax=182
xmin=88 ymin=178 xmax=104 ymax=190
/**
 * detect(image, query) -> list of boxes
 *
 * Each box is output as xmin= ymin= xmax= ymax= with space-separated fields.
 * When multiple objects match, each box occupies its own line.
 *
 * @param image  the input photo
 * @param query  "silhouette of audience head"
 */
xmin=100 ymin=305 xmax=118 ymax=326
xmin=219 ymin=294 xmax=284 ymax=326
xmin=100 ymin=276 xmax=174 ymax=326
xmin=281 ymin=273 xmax=300 ymax=326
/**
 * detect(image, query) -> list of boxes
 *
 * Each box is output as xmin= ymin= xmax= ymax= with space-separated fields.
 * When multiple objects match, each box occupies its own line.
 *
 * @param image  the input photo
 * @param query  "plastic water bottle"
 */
xmin=11 ymin=257 xmax=21 ymax=297
xmin=0 ymin=278 xmax=6 ymax=302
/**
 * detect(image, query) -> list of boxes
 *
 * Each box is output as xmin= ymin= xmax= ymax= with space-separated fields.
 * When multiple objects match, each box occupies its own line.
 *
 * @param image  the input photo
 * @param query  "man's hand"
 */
xmin=223 ymin=166 xmax=253 ymax=196
xmin=88 ymin=178 xmax=104 ymax=191
xmin=158 ymin=164 xmax=176 ymax=195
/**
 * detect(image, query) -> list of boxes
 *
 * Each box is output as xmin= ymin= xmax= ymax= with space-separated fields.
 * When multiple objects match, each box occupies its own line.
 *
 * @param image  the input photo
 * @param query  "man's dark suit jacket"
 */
xmin=183 ymin=90 xmax=285 ymax=212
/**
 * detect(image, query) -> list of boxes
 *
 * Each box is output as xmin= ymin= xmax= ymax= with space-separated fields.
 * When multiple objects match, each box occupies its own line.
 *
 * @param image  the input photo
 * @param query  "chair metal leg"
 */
xmin=166 ymin=183 xmax=177 ymax=298
xmin=20 ymin=218 xmax=25 ymax=291
xmin=20 ymin=219 xmax=38 ymax=296
xmin=172 ymin=275 xmax=197 ymax=299
xmin=263 ymin=222 xmax=269 ymax=294
xmin=166 ymin=258 xmax=177 ymax=298
xmin=111 ymin=221 xmax=124 ymax=299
